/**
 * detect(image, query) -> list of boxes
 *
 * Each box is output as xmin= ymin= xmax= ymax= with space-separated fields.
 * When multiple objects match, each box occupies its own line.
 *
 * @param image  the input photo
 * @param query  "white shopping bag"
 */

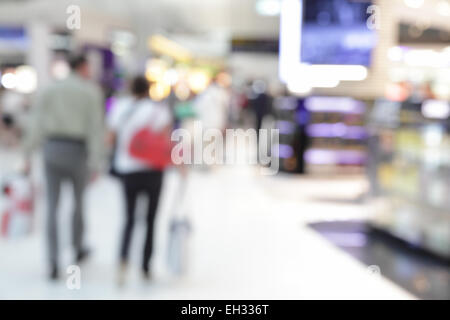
xmin=167 ymin=216 xmax=192 ymax=275
xmin=167 ymin=172 xmax=192 ymax=275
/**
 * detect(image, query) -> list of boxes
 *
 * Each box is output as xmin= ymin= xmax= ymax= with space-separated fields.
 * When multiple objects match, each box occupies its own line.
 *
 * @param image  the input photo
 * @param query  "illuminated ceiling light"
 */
xmin=437 ymin=0 xmax=450 ymax=16
xmin=15 ymin=65 xmax=37 ymax=93
xmin=145 ymin=59 xmax=167 ymax=82
xmin=148 ymin=35 xmax=192 ymax=62
xmin=404 ymin=0 xmax=425 ymax=8
xmin=388 ymin=46 xmax=404 ymax=62
xmin=149 ymin=81 xmax=171 ymax=101
xmin=187 ymin=70 xmax=211 ymax=94
xmin=1 ymin=72 xmax=17 ymax=89
xmin=163 ymin=69 xmax=179 ymax=86
xmin=422 ymin=100 xmax=450 ymax=119
xmin=256 ymin=0 xmax=281 ymax=16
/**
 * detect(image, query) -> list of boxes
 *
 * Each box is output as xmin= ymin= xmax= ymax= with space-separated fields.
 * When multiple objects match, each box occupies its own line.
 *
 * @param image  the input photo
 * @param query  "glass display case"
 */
xmin=368 ymin=98 xmax=450 ymax=259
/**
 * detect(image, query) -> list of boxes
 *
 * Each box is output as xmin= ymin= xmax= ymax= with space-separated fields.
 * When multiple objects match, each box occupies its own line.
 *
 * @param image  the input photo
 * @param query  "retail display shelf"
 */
xmin=368 ymin=98 xmax=450 ymax=259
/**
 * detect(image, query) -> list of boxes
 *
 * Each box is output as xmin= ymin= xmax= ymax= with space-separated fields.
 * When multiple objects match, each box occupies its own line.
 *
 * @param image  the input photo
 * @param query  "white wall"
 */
xmin=229 ymin=53 xmax=279 ymax=80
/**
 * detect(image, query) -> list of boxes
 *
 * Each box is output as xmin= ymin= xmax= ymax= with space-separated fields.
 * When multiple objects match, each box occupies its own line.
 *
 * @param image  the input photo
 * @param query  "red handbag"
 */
xmin=128 ymin=126 xmax=173 ymax=170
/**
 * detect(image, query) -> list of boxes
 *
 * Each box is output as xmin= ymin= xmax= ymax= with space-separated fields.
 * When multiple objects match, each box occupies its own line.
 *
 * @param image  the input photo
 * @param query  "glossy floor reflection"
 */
xmin=0 ymin=147 xmax=415 ymax=299
xmin=309 ymin=221 xmax=450 ymax=300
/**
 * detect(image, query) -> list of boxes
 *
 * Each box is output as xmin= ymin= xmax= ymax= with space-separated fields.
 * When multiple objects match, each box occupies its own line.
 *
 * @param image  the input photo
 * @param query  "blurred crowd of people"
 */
xmin=0 ymin=52 xmax=282 ymax=284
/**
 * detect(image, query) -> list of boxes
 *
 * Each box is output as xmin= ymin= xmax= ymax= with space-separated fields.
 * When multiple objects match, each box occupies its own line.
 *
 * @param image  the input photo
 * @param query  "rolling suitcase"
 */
xmin=167 ymin=172 xmax=192 ymax=276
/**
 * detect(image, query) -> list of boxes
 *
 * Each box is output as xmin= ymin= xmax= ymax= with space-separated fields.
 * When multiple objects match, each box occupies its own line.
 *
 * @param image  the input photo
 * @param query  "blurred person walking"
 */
xmin=0 ymin=88 xmax=28 ymax=147
xmin=23 ymin=54 xmax=105 ymax=280
xmin=193 ymin=74 xmax=230 ymax=167
xmin=250 ymin=79 xmax=272 ymax=141
xmin=194 ymin=75 xmax=230 ymax=134
xmin=107 ymin=76 xmax=172 ymax=284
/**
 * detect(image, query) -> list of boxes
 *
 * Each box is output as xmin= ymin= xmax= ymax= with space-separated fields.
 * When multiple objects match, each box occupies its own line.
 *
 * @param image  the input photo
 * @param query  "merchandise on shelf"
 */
xmin=368 ymin=98 xmax=450 ymax=259
xmin=304 ymin=96 xmax=368 ymax=167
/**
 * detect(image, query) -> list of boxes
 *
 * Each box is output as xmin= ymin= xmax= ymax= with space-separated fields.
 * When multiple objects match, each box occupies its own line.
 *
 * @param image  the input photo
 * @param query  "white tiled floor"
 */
xmin=0 ymin=148 xmax=415 ymax=299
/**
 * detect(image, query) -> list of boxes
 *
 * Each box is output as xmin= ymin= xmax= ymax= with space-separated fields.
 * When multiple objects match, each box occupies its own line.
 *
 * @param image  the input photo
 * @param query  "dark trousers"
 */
xmin=120 ymin=170 xmax=163 ymax=271
xmin=43 ymin=138 xmax=88 ymax=268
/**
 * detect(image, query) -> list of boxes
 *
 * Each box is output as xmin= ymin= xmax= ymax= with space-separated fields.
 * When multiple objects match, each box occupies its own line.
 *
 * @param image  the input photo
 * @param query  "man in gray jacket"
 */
xmin=23 ymin=54 xmax=104 ymax=280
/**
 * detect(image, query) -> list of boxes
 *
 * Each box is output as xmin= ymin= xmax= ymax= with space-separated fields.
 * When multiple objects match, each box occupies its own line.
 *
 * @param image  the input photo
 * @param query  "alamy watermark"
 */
xmin=171 ymin=122 xmax=280 ymax=175
xmin=367 ymin=5 xmax=381 ymax=30
xmin=66 ymin=5 xmax=81 ymax=30
xmin=367 ymin=265 xmax=381 ymax=277
xmin=66 ymin=265 xmax=81 ymax=290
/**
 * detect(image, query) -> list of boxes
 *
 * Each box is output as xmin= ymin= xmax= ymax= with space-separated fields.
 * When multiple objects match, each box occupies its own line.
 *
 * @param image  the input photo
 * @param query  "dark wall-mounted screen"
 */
xmin=231 ymin=38 xmax=279 ymax=54
xmin=398 ymin=23 xmax=450 ymax=44
xmin=301 ymin=0 xmax=376 ymax=66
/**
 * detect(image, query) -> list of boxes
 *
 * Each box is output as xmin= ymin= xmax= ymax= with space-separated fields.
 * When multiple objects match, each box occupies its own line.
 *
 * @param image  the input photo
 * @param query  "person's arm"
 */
xmin=22 ymin=89 xmax=48 ymax=171
xmin=106 ymin=130 xmax=116 ymax=148
xmin=105 ymin=98 xmax=124 ymax=151
xmin=87 ymin=86 xmax=105 ymax=176
xmin=159 ymin=104 xmax=188 ymax=176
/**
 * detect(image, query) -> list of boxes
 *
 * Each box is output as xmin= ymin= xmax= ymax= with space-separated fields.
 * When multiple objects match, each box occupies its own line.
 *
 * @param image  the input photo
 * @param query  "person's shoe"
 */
xmin=117 ymin=262 xmax=128 ymax=287
xmin=49 ymin=265 xmax=59 ymax=281
xmin=142 ymin=268 xmax=152 ymax=282
xmin=76 ymin=248 xmax=91 ymax=264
